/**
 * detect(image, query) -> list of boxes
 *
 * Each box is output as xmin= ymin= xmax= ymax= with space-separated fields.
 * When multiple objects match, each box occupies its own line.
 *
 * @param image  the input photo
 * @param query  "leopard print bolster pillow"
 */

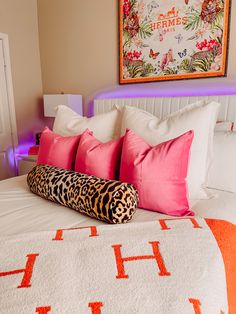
xmin=27 ymin=165 xmax=138 ymax=224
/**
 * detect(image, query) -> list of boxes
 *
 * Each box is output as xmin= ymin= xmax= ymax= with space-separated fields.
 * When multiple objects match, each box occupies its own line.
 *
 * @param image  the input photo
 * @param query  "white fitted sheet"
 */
xmin=0 ymin=175 xmax=235 ymax=236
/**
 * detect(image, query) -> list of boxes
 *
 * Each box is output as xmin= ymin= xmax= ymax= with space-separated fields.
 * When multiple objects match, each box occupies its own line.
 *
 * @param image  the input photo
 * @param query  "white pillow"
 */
xmin=120 ymin=101 xmax=220 ymax=200
xmin=53 ymin=105 xmax=121 ymax=142
xmin=207 ymin=131 xmax=236 ymax=193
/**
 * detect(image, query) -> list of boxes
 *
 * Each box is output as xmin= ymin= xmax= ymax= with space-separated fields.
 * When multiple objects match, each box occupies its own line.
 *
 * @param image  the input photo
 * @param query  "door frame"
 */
xmin=0 ymin=32 xmax=18 ymax=175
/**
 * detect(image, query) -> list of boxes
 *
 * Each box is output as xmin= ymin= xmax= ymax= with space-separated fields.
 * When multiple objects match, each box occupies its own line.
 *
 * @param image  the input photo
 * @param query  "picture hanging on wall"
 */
xmin=119 ymin=0 xmax=231 ymax=84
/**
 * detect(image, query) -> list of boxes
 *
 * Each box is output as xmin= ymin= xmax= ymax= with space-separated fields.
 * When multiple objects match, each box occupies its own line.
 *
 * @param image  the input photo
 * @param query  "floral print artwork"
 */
xmin=119 ymin=0 xmax=230 ymax=83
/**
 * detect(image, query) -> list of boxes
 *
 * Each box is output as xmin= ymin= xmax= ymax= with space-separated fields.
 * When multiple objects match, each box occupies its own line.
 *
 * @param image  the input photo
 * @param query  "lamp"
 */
xmin=43 ymin=94 xmax=83 ymax=117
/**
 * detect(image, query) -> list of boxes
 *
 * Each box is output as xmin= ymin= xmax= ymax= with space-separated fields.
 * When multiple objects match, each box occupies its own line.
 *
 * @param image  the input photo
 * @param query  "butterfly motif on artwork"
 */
xmin=147 ymin=1 xmax=159 ymax=15
xmin=149 ymin=49 xmax=160 ymax=60
xmin=175 ymin=34 xmax=183 ymax=44
xmin=178 ymin=49 xmax=187 ymax=58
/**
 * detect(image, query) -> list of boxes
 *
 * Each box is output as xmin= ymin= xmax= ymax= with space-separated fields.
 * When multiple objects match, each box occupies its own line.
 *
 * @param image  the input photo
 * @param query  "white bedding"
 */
xmin=0 ymin=175 xmax=236 ymax=236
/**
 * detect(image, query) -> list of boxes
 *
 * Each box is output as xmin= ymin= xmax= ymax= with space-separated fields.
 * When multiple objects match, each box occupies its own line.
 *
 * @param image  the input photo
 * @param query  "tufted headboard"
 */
xmin=94 ymin=95 xmax=236 ymax=123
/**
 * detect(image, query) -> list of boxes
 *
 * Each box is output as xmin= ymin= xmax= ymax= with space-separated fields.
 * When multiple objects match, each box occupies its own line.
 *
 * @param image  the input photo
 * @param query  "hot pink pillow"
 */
xmin=37 ymin=127 xmax=81 ymax=170
xmin=119 ymin=129 xmax=194 ymax=216
xmin=75 ymin=129 xmax=123 ymax=180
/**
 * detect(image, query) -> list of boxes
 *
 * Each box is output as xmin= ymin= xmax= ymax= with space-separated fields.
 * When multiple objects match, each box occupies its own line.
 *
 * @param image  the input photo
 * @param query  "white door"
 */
xmin=0 ymin=38 xmax=17 ymax=180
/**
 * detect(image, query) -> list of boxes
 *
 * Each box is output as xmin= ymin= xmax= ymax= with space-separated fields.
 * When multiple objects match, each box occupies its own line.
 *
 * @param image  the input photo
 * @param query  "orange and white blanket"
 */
xmin=0 ymin=218 xmax=235 ymax=314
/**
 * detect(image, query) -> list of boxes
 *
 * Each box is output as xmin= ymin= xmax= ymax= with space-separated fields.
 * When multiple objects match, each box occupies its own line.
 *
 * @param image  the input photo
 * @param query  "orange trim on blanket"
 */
xmin=206 ymin=219 xmax=236 ymax=314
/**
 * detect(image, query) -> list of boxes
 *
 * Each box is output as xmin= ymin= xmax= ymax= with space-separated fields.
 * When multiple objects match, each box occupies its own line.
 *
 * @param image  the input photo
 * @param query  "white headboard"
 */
xmin=94 ymin=95 xmax=236 ymax=123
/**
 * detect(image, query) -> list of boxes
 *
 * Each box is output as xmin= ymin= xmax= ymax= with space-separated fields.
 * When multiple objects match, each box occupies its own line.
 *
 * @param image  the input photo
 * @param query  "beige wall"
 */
xmin=38 ymin=0 xmax=236 ymax=115
xmin=0 ymin=0 xmax=44 ymax=145
xmin=38 ymin=0 xmax=118 ymax=114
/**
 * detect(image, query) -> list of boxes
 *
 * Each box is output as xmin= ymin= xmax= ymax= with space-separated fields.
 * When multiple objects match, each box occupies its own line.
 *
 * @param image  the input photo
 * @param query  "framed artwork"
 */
xmin=119 ymin=0 xmax=231 ymax=84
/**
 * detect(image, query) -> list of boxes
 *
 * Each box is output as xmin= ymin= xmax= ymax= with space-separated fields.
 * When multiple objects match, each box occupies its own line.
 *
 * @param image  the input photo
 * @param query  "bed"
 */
xmin=0 ymin=174 xmax=236 ymax=235
xmin=0 ymin=95 xmax=236 ymax=314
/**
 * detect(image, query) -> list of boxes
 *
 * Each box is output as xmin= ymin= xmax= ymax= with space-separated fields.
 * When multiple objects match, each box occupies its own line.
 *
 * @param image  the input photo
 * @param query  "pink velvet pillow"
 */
xmin=119 ymin=129 xmax=194 ymax=216
xmin=75 ymin=129 xmax=123 ymax=180
xmin=37 ymin=127 xmax=81 ymax=170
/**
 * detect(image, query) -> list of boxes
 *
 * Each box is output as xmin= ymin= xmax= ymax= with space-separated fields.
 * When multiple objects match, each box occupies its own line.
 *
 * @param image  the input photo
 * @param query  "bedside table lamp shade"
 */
xmin=43 ymin=94 xmax=83 ymax=117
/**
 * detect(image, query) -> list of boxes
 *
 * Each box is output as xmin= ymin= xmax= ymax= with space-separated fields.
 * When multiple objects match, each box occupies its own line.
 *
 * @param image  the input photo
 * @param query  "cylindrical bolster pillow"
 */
xmin=27 ymin=165 xmax=138 ymax=224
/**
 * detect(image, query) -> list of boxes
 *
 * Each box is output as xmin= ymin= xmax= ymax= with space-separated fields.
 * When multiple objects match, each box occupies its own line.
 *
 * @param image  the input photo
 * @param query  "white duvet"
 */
xmin=0 ymin=175 xmax=236 ymax=235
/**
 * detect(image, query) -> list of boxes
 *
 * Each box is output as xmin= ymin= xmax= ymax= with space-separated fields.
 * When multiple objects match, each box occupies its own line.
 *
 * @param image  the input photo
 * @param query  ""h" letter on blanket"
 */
xmin=52 ymin=226 xmax=98 ymax=241
xmin=159 ymin=218 xmax=202 ymax=231
xmin=0 ymin=253 xmax=39 ymax=288
xmin=88 ymin=302 xmax=103 ymax=314
xmin=35 ymin=306 xmax=51 ymax=314
xmin=112 ymin=242 xmax=171 ymax=279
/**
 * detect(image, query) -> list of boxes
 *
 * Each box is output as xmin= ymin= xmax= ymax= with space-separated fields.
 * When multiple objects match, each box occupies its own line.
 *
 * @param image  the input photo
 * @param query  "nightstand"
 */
xmin=17 ymin=154 xmax=37 ymax=176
